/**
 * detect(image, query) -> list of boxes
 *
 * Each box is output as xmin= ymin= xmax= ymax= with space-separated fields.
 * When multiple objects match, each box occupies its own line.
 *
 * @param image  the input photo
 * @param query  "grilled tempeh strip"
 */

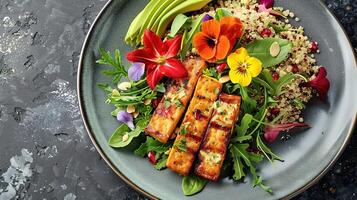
xmin=145 ymin=59 xmax=206 ymax=143
xmin=166 ymin=76 xmax=222 ymax=176
xmin=194 ymin=93 xmax=241 ymax=181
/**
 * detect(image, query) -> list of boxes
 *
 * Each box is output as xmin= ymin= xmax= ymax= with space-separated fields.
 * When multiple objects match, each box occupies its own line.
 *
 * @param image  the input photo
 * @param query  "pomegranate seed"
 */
xmin=194 ymin=109 xmax=204 ymax=120
xmin=270 ymin=107 xmax=280 ymax=115
xmin=148 ymin=151 xmax=157 ymax=165
xmin=152 ymin=97 xmax=162 ymax=109
xmin=272 ymin=72 xmax=280 ymax=81
xmin=310 ymin=41 xmax=319 ymax=53
xmin=291 ymin=64 xmax=299 ymax=73
xmin=216 ymin=63 xmax=227 ymax=73
xmin=261 ymin=28 xmax=272 ymax=37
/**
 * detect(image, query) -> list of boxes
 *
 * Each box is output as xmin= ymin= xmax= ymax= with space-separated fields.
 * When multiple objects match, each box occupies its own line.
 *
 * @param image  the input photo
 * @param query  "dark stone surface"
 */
xmin=0 ymin=0 xmax=355 ymax=199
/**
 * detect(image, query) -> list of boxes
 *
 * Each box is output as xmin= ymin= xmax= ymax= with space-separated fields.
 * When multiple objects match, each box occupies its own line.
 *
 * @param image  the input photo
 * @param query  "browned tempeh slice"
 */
xmin=166 ymin=76 xmax=222 ymax=176
xmin=145 ymin=59 xmax=206 ymax=143
xmin=194 ymin=93 xmax=241 ymax=181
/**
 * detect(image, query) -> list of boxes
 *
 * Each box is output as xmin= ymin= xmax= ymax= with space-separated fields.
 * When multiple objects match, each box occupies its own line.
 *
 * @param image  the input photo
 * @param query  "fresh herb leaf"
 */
xmin=268 ymin=23 xmax=289 ymax=33
xmin=293 ymin=99 xmax=305 ymax=109
xmin=134 ymin=136 xmax=172 ymax=157
xmin=230 ymin=144 xmax=245 ymax=180
xmin=175 ymin=138 xmax=187 ymax=152
xmin=182 ymin=174 xmax=207 ymax=196
xmin=203 ymin=68 xmax=220 ymax=79
xmin=169 ymin=14 xmax=189 ymax=38
xmin=108 ymin=116 xmax=150 ymax=148
xmin=247 ymin=38 xmax=293 ymax=68
xmin=256 ymin=134 xmax=284 ymax=163
xmin=180 ymin=124 xmax=188 ymax=135
xmin=174 ymin=99 xmax=183 ymax=108
xmin=239 ymin=85 xmax=257 ymax=113
xmin=97 ymin=49 xmax=128 ymax=84
xmin=155 ymin=83 xmax=166 ymax=93
xmin=164 ymin=98 xmax=171 ymax=109
xmin=215 ymin=8 xmax=232 ymax=20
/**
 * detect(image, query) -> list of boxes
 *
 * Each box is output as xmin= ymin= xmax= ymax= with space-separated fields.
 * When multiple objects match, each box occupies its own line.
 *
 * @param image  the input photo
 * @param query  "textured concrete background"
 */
xmin=0 ymin=0 xmax=356 ymax=199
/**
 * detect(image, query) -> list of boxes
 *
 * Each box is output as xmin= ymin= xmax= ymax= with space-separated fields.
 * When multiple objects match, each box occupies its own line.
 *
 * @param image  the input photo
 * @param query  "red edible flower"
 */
xmin=258 ymin=0 xmax=284 ymax=17
xmin=302 ymin=67 xmax=330 ymax=100
xmin=264 ymin=123 xmax=310 ymax=143
xmin=127 ymin=30 xmax=188 ymax=89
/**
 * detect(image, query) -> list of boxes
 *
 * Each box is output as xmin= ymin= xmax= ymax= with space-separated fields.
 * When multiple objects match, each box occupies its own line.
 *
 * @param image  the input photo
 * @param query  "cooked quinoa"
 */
xmin=198 ymin=0 xmax=322 ymax=124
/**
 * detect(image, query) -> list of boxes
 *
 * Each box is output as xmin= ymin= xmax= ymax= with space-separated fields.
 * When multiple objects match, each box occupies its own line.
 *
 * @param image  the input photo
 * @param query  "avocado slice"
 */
xmin=151 ymin=0 xmax=186 ymax=36
xmin=137 ymin=0 xmax=165 ymax=44
xmin=125 ymin=10 xmax=144 ymax=44
xmin=146 ymin=0 xmax=175 ymax=34
xmin=156 ymin=0 xmax=212 ymax=37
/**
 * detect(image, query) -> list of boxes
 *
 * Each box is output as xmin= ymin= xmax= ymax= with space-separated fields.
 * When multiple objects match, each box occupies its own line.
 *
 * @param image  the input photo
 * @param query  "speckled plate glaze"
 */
xmin=77 ymin=0 xmax=357 ymax=199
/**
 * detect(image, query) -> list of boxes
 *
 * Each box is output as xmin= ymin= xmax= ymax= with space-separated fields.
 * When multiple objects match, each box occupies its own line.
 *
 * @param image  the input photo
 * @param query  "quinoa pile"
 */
xmin=200 ymin=0 xmax=322 ymax=124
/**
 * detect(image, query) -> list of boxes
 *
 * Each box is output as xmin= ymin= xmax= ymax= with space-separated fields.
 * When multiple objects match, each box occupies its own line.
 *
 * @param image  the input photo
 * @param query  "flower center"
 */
xmin=207 ymin=37 xmax=217 ymax=48
xmin=237 ymin=62 xmax=248 ymax=74
xmin=157 ymin=56 xmax=166 ymax=65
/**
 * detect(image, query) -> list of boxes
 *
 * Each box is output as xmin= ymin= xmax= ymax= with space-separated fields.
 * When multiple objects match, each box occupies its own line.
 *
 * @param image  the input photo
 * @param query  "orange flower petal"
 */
xmin=202 ymin=19 xmax=221 ymax=39
xmin=220 ymin=16 xmax=243 ymax=48
xmin=193 ymin=32 xmax=216 ymax=60
xmin=215 ymin=35 xmax=230 ymax=60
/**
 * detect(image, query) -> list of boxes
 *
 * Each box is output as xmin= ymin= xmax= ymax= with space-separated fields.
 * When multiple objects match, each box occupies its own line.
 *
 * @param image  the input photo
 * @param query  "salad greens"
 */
xmin=182 ymin=174 xmax=207 ymax=196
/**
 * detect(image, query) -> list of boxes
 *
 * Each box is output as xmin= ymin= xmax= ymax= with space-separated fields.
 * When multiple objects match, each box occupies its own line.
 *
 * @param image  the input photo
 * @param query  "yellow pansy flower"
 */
xmin=227 ymin=47 xmax=263 ymax=87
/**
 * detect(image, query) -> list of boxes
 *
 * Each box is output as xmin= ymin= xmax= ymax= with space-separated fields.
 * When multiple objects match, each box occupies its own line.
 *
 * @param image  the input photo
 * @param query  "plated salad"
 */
xmin=97 ymin=0 xmax=330 ymax=196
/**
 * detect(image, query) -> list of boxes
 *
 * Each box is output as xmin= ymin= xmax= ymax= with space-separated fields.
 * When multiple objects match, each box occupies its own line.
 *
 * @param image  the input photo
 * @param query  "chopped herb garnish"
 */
xmin=175 ymin=139 xmax=187 ymax=152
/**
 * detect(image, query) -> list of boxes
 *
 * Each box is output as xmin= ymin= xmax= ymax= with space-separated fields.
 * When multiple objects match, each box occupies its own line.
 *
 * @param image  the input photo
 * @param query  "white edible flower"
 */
xmin=118 ymin=82 xmax=131 ymax=91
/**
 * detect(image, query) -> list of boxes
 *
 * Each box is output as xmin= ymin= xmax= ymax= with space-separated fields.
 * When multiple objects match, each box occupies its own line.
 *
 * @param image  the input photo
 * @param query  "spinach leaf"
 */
xmin=247 ymin=38 xmax=293 ymax=68
xmin=182 ymin=174 xmax=207 ymax=196
xmin=108 ymin=117 xmax=150 ymax=148
xmin=215 ymin=8 xmax=232 ymax=20
xmin=169 ymin=14 xmax=189 ymax=38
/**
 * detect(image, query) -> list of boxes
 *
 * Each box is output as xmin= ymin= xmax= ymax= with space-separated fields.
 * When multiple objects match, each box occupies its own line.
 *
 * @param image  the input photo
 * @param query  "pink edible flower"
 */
xmin=264 ymin=123 xmax=310 ymax=143
xmin=258 ymin=0 xmax=284 ymax=17
xmin=302 ymin=67 xmax=330 ymax=100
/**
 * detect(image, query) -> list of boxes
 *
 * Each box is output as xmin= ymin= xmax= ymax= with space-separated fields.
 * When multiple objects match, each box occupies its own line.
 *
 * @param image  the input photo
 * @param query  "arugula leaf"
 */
xmin=239 ymin=86 xmax=257 ymax=113
xmin=154 ymin=155 xmax=168 ymax=170
xmin=180 ymin=14 xmax=204 ymax=59
xmin=231 ymin=114 xmax=253 ymax=143
xmin=182 ymin=174 xmax=207 ymax=196
xmin=134 ymin=136 xmax=172 ymax=157
xmin=254 ymin=69 xmax=296 ymax=96
xmin=108 ymin=117 xmax=150 ymax=148
xmin=256 ymin=134 xmax=284 ymax=163
xmin=169 ymin=14 xmax=189 ymax=38
xmin=215 ymin=8 xmax=232 ymax=20
xmin=247 ymin=38 xmax=293 ymax=68
xmin=97 ymin=49 xmax=128 ymax=84
xmin=230 ymin=144 xmax=246 ymax=180
xmin=230 ymin=143 xmax=272 ymax=193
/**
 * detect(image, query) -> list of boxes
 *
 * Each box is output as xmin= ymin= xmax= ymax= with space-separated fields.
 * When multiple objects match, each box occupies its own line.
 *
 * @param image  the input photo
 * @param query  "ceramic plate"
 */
xmin=77 ymin=0 xmax=357 ymax=199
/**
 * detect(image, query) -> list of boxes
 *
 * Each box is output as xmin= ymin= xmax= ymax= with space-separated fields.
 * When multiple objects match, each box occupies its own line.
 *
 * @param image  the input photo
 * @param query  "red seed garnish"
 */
xmin=152 ymin=97 xmax=162 ymax=109
xmin=216 ymin=63 xmax=227 ymax=73
xmin=272 ymin=71 xmax=280 ymax=81
xmin=292 ymin=64 xmax=299 ymax=73
xmin=194 ymin=109 xmax=204 ymax=120
xmin=270 ymin=107 xmax=280 ymax=115
xmin=261 ymin=28 xmax=272 ymax=37
xmin=148 ymin=151 xmax=157 ymax=165
xmin=310 ymin=41 xmax=319 ymax=53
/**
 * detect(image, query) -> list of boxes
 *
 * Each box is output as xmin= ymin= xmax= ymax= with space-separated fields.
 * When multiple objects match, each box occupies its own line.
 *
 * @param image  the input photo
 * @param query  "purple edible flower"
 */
xmin=128 ymin=62 xmax=145 ymax=81
xmin=117 ymin=111 xmax=135 ymax=130
xmin=202 ymin=14 xmax=213 ymax=22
